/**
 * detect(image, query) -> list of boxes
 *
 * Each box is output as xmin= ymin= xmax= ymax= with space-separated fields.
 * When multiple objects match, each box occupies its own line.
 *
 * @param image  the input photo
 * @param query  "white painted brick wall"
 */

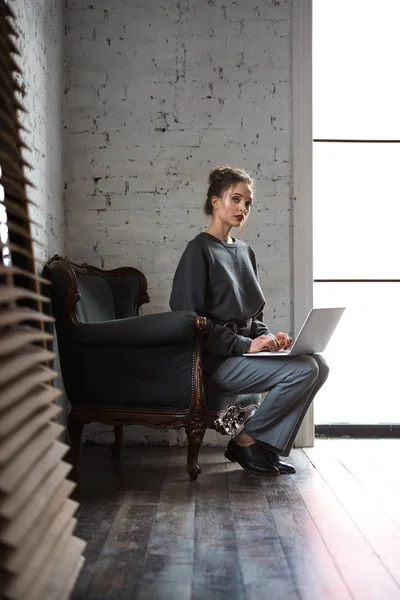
xmin=64 ymin=0 xmax=293 ymax=445
xmin=13 ymin=0 xmax=67 ymax=427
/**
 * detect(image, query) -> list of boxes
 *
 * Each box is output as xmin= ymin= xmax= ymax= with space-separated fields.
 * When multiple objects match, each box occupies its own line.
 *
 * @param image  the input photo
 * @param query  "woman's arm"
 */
xmin=170 ymin=241 xmax=252 ymax=356
xmin=248 ymin=248 xmax=272 ymax=339
xmin=250 ymin=311 xmax=272 ymax=338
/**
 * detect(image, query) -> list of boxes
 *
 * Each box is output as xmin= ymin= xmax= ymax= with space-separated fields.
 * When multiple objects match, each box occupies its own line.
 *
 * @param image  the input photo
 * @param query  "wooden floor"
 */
xmin=71 ymin=438 xmax=400 ymax=600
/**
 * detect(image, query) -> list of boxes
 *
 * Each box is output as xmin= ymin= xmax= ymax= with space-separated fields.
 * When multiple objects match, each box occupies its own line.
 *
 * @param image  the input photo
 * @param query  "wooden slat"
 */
xmin=1 ymin=169 xmax=36 ymax=193
xmin=29 ymin=530 xmax=86 ymax=600
xmin=0 ymin=328 xmax=53 ymax=358
xmin=0 ymin=421 xmax=63 ymax=491
xmin=0 ymin=242 xmax=43 ymax=264
xmin=1 ymin=0 xmax=16 ymax=17
xmin=0 ymin=149 xmax=24 ymax=180
xmin=0 ymin=404 xmax=61 ymax=478
xmin=0 ymin=346 xmax=55 ymax=388
xmin=0 ymin=264 xmax=50 ymax=285
xmin=0 ymin=27 xmax=21 ymax=56
xmin=6 ymin=506 xmax=78 ymax=599
xmin=60 ymin=553 xmax=85 ymax=600
xmin=0 ymin=458 xmax=71 ymax=548
xmin=0 ymin=384 xmax=60 ymax=439
xmin=0 ymin=175 xmax=28 ymax=201
xmin=0 ymin=196 xmax=40 ymax=226
xmin=0 ymin=307 xmax=54 ymax=328
xmin=0 ymin=65 xmax=23 ymax=97
xmin=0 ymin=90 xmax=19 ymax=115
xmin=1 ymin=11 xmax=18 ymax=36
xmin=2 ymin=32 xmax=20 ymax=57
xmin=0 ymin=440 xmax=68 ymax=520
xmin=38 ymin=539 xmax=86 ymax=600
xmin=0 ymin=405 xmax=61 ymax=473
xmin=0 ymin=288 xmax=49 ymax=306
xmin=0 ymin=126 xmax=28 ymax=154
xmin=0 ymin=93 xmax=23 ymax=125
xmin=0 ymin=55 xmax=22 ymax=83
xmin=6 ymin=519 xmax=77 ymax=600
xmin=3 ymin=479 xmax=75 ymax=574
xmin=0 ymin=365 xmax=58 ymax=412
xmin=0 ymin=107 xmax=28 ymax=139
xmin=6 ymin=220 xmax=46 ymax=249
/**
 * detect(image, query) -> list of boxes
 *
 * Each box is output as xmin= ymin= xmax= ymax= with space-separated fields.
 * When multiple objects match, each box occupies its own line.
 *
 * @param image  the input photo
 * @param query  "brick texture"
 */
xmin=64 ymin=0 xmax=293 ymax=444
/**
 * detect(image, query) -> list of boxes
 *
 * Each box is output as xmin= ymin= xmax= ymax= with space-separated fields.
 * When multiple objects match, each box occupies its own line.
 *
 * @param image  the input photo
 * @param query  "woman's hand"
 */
xmin=275 ymin=332 xmax=293 ymax=350
xmin=248 ymin=335 xmax=280 ymax=353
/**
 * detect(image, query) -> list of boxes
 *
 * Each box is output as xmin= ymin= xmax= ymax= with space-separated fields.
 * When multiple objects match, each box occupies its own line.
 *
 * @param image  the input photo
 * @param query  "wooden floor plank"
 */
xmin=71 ymin=441 xmax=400 ymax=600
xmin=329 ymin=441 xmax=400 ymax=529
xmin=72 ymin=445 xmax=168 ymax=600
xmin=259 ymin=449 xmax=352 ymax=600
xmin=226 ymin=459 xmax=300 ymax=600
xmin=338 ymin=438 xmax=400 ymax=492
xmin=191 ymin=447 xmax=246 ymax=600
xmin=71 ymin=444 xmax=144 ymax=599
xmin=291 ymin=449 xmax=400 ymax=600
xmin=134 ymin=447 xmax=195 ymax=600
xmin=305 ymin=443 xmax=400 ymax=588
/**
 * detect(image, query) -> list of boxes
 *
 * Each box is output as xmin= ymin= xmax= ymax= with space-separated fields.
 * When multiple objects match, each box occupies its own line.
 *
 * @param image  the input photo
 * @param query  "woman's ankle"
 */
xmin=234 ymin=431 xmax=256 ymax=447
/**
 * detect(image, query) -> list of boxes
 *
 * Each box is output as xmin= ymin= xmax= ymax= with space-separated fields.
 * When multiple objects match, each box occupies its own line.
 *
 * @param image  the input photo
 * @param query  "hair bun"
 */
xmin=208 ymin=166 xmax=231 ymax=184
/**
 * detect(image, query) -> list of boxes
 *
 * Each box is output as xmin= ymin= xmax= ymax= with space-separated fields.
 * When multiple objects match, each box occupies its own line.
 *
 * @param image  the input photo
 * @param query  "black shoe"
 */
xmin=224 ymin=440 xmax=279 ymax=476
xmin=257 ymin=444 xmax=296 ymax=474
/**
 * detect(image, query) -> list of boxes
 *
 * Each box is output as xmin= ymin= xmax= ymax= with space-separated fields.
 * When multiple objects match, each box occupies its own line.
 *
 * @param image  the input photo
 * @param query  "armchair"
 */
xmin=44 ymin=256 xmax=261 ymax=480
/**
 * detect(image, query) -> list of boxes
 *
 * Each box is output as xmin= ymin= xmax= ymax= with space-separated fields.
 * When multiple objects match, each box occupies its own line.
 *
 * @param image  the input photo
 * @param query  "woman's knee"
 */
xmin=312 ymin=354 xmax=329 ymax=379
xmin=310 ymin=353 xmax=330 ymax=382
xmin=294 ymin=355 xmax=320 ymax=380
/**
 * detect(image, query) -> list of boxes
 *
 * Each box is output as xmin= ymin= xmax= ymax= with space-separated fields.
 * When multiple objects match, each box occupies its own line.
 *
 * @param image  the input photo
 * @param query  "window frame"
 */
xmin=292 ymin=0 xmax=314 ymax=447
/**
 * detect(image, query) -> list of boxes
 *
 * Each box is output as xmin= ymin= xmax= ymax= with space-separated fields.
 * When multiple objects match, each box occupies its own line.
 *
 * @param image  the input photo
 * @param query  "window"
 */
xmin=312 ymin=0 xmax=400 ymax=427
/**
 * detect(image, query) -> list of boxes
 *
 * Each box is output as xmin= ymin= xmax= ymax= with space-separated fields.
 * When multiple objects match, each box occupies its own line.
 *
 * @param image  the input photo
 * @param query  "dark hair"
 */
xmin=204 ymin=166 xmax=255 ymax=216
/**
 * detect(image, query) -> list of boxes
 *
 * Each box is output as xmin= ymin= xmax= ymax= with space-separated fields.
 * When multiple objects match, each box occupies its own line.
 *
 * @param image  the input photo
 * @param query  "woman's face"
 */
xmin=212 ymin=181 xmax=254 ymax=228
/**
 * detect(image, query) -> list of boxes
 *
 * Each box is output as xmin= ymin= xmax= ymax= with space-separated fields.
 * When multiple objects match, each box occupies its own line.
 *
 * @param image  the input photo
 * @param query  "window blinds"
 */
xmin=0 ymin=2 xmax=85 ymax=598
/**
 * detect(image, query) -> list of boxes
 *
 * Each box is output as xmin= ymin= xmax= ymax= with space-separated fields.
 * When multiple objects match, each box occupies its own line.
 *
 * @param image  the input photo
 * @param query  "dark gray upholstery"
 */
xmin=75 ymin=273 xmax=116 ymax=323
xmin=107 ymin=274 xmax=140 ymax=319
xmin=74 ymin=272 xmax=141 ymax=323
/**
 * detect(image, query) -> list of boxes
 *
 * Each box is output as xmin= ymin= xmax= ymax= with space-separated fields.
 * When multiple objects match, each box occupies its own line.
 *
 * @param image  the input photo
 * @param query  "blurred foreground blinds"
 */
xmin=0 ymin=2 xmax=85 ymax=598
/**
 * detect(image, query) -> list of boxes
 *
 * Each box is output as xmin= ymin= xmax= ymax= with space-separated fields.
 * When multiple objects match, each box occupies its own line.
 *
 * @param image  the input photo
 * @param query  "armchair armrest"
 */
xmin=72 ymin=310 xmax=203 ymax=347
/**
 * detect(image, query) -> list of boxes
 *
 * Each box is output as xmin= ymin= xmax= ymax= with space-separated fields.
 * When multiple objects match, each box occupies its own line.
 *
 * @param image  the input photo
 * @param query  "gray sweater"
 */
xmin=170 ymin=232 xmax=271 ymax=373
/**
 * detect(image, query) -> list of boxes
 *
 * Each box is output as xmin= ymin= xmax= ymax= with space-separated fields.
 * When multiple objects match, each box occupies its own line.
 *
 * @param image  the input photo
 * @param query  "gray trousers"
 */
xmin=210 ymin=354 xmax=329 ymax=457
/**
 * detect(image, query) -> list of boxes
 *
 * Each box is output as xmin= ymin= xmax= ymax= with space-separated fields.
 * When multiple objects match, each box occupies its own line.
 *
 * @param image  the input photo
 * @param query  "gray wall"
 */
xmin=13 ymin=0 xmax=67 ymax=426
xmin=14 ymin=0 xmax=65 ymax=261
xmin=63 ymin=0 xmax=293 ymax=444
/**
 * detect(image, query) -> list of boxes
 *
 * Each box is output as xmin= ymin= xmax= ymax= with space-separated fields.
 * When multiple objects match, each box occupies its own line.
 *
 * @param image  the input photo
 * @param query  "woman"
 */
xmin=170 ymin=166 xmax=329 ymax=475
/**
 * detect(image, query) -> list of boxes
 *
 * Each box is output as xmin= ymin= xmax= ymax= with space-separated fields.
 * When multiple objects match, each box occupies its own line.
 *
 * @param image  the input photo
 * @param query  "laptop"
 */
xmin=243 ymin=307 xmax=345 ymax=357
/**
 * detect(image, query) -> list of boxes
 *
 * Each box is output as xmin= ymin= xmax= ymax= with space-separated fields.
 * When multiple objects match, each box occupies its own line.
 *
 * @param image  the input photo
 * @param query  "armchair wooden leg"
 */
xmin=67 ymin=411 xmax=84 ymax=467
xmin=112 ymin=425 xmax=124 ymax=458
xmin=185 ymin=426 xmax=206 ymax=481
